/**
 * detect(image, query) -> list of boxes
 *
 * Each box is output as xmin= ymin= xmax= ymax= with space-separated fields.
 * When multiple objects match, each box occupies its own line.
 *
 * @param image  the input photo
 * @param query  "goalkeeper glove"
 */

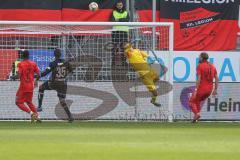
xmin=147 ymin=56 xmax=156 ymax=64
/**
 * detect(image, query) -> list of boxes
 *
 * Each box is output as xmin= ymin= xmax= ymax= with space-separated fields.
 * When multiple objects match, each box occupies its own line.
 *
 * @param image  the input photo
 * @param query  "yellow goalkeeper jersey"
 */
xmin=125 ymin=49 xmax=151 ymax=77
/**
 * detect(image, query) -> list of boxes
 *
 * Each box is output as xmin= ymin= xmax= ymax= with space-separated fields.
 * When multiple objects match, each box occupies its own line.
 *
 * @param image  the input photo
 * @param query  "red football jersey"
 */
xmin=17 ymin=60 xmax=40 ymax=92
xmin=197 ymin=61 xmax=217 ymax=90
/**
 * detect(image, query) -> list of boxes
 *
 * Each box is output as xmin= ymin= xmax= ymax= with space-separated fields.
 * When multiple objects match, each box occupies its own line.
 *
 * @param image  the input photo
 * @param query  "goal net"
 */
xmin=0 ymin=21 xmax=173 ymax=121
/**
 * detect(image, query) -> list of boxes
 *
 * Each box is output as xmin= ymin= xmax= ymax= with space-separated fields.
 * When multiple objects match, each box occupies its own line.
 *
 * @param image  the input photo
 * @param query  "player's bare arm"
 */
xmin=140 ymin=51 xmax=148 ymax=59
xmin=212 ymin=74 xmax=219 ymax=96
xmin=196 ymin=74 xmax=201 ymax=91
xmin=40 ymin=67 xmax=52 ymax=77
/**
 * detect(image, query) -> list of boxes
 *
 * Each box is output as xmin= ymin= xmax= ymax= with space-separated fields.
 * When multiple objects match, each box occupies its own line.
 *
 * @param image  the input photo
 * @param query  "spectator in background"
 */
xmin=11 ymin=50 xmax=23 ymax=80
xmin=110 ymin=1 xmax=130 ymax=67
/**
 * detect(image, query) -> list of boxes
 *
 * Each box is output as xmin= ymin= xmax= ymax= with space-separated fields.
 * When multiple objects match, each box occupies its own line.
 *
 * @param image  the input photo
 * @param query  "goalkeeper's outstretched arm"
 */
xmin=140 ymin=51 xmax=149 ymax=59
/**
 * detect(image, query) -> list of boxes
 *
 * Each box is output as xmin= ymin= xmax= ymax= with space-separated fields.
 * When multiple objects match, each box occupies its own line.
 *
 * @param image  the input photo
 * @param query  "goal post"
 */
xmin=0 ymin=21 xmax=174 ymax=121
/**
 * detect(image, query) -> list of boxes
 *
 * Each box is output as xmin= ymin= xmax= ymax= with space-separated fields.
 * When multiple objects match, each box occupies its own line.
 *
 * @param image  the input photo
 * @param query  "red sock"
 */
xmin=196 ymin=102 xmax=201 ymax=113
xmin=27 ymin=102 xmax=37 ymax=114
xmin=189 ymin=102 xmax=198 ymax=115
xmin=16 ymin=103 xmax=31 ymax=113
xmin=189 ymin=92 xmax=201 ymax=115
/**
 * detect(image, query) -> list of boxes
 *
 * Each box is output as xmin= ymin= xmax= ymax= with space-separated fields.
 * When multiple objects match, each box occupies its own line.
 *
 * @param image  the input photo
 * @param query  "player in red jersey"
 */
xmin=15 ymin=50 xmax=41 ymax=123
xmin=189 ymin=52 xmax=219 ymax=123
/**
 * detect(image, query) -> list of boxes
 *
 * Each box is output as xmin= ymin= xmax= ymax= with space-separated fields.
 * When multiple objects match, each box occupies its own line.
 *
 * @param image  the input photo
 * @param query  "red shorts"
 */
xmin=190 ymin=89 xmax=212 ymax=104
xmin=196 ymin=90 xmax=212 ymax=102
xmin=16 ymin=90 xmax=33 ymax=104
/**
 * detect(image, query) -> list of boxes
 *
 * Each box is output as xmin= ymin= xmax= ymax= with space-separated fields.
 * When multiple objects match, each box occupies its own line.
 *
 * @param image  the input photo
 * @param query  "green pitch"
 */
xmin=0 ymin=122 xmax=240 ymax=160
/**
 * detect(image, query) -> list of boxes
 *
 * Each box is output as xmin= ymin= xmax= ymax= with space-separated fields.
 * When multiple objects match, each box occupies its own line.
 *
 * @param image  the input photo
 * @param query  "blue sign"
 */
xmin=28 ymin=50 xmax=57 ymax=80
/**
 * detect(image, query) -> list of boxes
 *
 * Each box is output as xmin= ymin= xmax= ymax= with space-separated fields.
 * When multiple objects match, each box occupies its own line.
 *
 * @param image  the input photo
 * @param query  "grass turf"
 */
xmin=0 ymin=122 xmax=239 ymax=160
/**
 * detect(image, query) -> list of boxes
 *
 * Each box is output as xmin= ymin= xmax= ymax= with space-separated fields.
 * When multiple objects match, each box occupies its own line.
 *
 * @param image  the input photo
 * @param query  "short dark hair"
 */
xmin=54 ymin=48 xmax=61 ymax=58
xmin=200 ymin=52 xmax=209 ymax=60
xmin=114 ymin=1 xmax=126 ymax=11
xmin=22 ymin=50 xmax=29 ymax=59
xmin=117 ymin=0 xmax=124 ymax=4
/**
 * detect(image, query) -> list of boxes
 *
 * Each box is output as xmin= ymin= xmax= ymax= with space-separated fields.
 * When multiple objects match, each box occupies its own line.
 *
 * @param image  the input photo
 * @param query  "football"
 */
xmin=89 ymin=2 xmax=99 ymax=11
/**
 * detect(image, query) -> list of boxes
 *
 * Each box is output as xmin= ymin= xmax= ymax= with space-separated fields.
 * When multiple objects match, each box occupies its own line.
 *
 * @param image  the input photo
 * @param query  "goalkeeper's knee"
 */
xmin=147 ymin=85 xmax=157 ymax=93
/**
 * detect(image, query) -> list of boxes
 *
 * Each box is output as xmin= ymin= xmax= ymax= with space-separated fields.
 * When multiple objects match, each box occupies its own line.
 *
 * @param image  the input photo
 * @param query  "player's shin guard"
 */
xmin=63 ymin=107 xmax=74 ymax=122
xmin=38 ymin=91 xmax=44 ymax=110
xmin=60 ymin=100 xmax=74 ymax=122
xmin=189 ymin=101 xmax=200 ymax=123
xmin=27 ymin=102 xmax=37 ymax=113
xmin=189 ymin=100 xmax=199 ymax=115
xmin=16 ymin=102 xmax=31 ymax=113
xmin=151 ymin=96 xmax=157 ymax=103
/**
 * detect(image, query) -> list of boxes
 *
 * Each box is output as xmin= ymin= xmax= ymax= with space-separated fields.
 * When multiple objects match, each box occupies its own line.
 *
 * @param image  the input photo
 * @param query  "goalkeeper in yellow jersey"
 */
xmin=123 ymin=43 xmax=161 ymax=107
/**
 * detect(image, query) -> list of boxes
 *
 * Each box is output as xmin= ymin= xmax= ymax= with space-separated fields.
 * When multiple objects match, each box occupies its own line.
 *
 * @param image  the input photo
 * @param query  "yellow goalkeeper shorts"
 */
xmin=141 ymin=69 xmax=159 ymax=92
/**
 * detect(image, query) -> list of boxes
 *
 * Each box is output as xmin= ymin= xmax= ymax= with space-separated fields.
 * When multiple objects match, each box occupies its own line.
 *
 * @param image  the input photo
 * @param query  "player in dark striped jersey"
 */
xmin=37 ymin=48 xmax=74 ymax=122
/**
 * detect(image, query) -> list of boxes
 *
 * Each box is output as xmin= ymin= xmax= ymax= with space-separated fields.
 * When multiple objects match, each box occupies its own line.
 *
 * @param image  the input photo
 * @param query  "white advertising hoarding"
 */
xmin=0 ymin=51 xmax=240 ymax=121
xmin=153 ymin=51 xmax=240 ymax=82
